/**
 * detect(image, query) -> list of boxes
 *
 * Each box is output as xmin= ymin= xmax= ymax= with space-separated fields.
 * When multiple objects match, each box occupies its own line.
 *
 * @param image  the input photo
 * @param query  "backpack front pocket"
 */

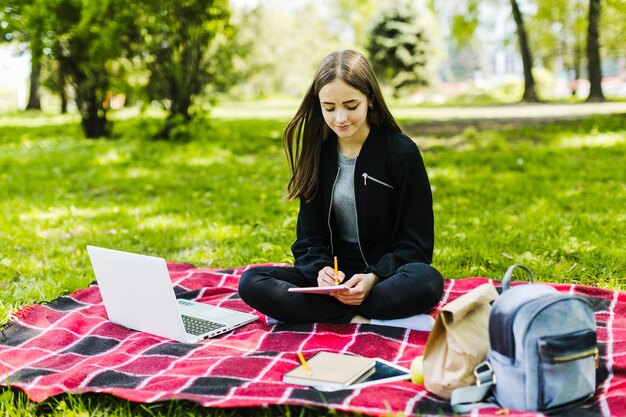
xmin=537 ymin=329 xmax=597 ymax=410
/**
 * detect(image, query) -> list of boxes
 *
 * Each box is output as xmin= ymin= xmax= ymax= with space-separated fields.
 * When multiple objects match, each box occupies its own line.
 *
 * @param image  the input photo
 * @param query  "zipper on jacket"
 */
xmin=362 ymin=173 xmax=394 ymax=189
xmin=329 ymin=165 xmax=369 ymax=267
xmin=327 ymin=166 xmax=340 ymax=255
xmin=353 ymin=175 xmax=369 ymax=267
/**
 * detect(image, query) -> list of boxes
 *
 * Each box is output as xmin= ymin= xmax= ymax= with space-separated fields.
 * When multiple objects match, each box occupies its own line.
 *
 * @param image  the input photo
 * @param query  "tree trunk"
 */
xmin=510 ymin=0 xmax=539 ymax=102
xmin=586 ymin=0 xmax=605 ymax=102
xmin=26 ymin=37 xmax=42 ymax=110
xmin=171 ymin=99 xmax=192 ymax=123
xmin=155 ymin=73 xmax=192 ymax=140
xmin=77 ymin=81 xmax=108 ymax=138
xmin=155 ymin=104 xmax=192 ymax=140
xmin=59 ymin=64 xmax=68 ymax=114
xmin=573 ymin=40 xmax=583 ymax=97
xmin=81 ymin=100 xmax=108 ymax=138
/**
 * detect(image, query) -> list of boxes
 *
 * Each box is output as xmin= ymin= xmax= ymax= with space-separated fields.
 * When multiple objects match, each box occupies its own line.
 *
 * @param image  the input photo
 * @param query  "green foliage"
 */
xmin=1 ymin=0 xmax=235 ymax=139
xmin=0 ymin=0 xmax=51 ymax=109
xmin=24 ymin=0 xmax=145 ymax=137
xmin=367 ymin=0 xmax=444 ymax=96
xmin=0 ymin=108 xmax=625 ymax=414
xmin=520 ymin=0 xmax=624 ymax=91
xmin=139 ymin=0 xmax=234 ymax=127
xmin=0 ymin=0 xmax=28 ymax=43
xmin=527 ymin=0 xmax=587 ymax=76
xmin=333 ymin=0 xmax=379 ymax=49
xmin=229 ymin=1 xmax=342 ymax=98
xmin=450 ymin=0 xmax=479 ymax=49
xmin=603 ymin=0 xmax=626 ymax=59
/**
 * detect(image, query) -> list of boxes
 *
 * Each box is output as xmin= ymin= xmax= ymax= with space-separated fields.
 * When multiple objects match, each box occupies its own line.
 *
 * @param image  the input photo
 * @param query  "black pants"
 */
xmin=238 ymin=242 xmax=444 ymax=324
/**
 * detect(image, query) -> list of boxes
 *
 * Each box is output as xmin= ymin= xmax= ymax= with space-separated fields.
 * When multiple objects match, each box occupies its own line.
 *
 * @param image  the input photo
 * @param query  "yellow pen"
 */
xmin=333 ymin=256 xmax=339 ymax=285
xmin=297 ymin=351 xmax=312 ymax=376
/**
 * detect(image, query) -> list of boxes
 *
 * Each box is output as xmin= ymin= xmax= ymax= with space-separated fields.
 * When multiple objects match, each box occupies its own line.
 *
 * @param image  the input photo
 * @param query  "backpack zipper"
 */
xmin=552 ymin=347 xmax=599 ymax=365
xmin=362 ymin=173 xmax=394 ymax=189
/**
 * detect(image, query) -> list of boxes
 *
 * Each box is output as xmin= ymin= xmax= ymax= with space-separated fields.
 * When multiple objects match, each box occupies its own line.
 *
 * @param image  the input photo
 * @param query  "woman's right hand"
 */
xmin=317 ymin=266 xmax=345 ymax=287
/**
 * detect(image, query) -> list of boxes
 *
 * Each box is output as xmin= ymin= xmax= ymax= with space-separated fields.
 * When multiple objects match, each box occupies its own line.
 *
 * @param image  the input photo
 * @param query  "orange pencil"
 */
xmin=333 ymin=256 xmax=339 ymax=285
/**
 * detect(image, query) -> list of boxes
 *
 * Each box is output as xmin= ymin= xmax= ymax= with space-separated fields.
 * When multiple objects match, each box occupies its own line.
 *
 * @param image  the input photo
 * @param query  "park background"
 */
xmin=0 ymin=0 xmax=625 ymax=415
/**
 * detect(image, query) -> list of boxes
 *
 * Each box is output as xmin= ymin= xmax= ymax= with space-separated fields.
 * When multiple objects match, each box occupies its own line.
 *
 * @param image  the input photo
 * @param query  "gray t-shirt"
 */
xmin=333 ymin=151 xmax=359 ymax=243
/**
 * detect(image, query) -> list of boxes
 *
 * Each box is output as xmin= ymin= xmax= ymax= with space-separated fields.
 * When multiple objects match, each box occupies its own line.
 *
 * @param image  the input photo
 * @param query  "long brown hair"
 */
xmin=283 ymin=49 xmax=401 ymax=201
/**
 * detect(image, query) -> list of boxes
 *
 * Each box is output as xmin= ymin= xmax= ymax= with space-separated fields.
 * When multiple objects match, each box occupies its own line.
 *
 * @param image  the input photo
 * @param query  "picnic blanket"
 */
xmin=0 ymin=262 xmax=625 ymax=417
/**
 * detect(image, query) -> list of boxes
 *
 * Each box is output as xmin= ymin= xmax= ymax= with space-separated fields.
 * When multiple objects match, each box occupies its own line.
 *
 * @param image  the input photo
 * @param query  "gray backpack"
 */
xmin=451 ymin=264 xmax=598 ymax=413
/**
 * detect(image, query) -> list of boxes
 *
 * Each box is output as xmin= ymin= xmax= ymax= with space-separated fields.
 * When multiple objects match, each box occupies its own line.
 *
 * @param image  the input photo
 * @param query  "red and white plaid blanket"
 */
xmin=1 ymin=263 xmax=624 ymax=416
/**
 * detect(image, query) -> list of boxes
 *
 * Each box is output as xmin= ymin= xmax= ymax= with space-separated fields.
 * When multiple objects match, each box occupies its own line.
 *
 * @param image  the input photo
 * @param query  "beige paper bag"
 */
xmin=422 ymin=283 xmax=499 ymax=399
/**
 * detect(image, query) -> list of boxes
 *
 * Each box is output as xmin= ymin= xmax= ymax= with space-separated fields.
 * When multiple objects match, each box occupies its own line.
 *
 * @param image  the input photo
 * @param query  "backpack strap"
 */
xmin=450 ymin=361 xmax=499 ymax=413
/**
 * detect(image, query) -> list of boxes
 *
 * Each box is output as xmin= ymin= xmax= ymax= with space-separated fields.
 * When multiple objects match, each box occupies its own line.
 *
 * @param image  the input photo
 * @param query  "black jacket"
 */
xmin=291 ymin=127 xmax=434 ymax=283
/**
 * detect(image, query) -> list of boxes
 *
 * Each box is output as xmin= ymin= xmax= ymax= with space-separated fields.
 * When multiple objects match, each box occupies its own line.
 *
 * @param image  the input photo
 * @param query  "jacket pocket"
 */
xmin=362 ymin=173 xmax=394 ymax=189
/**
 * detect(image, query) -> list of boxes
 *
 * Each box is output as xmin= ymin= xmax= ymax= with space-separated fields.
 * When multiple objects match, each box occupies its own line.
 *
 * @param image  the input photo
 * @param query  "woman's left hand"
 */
xmin=332 ymin=273 xmax=380 ymax=305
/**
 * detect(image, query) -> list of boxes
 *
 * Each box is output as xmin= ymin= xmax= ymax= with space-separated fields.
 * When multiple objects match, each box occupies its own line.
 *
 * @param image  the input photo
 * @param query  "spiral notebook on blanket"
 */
xmin=86 ymin=245 xmax=257 ymax=343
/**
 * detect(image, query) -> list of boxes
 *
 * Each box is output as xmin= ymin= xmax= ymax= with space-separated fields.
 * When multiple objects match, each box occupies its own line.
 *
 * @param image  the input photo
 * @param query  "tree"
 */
xmin=527 ymin=0 xmax=586 ymax=96
xmin=367 ymin=0 xmax=443 ymax=97
xmin=524 ymin=0 xmax=624 ymax=100
xmin=449 ymin=0 xmax=479 ymax=50
xmin=603 ymin=0 xmax=626 ymax=63
xmin=4 ymin=0 xmax=236 ymax=138
xmin=437 ymin=0 xmax=487 ymax=83
xmin=139 ymin=0 xmax=234 ymax=139
xmin=586 ymin=0 xmax=604 ymax=101
xmin=334 ymin=0 xmax=379 ymax=49
xmin=24 ymin=26 xmax=41 ymax=110
xmin=34 ymin=0 xmax=141 ymax=137
xmin=0 ymin=0 xmax=43 ymax=110
xmin=510 ymin=0 xmax=539 ymax=102
xmin=230 ymin=0 xmax=341 ymax=98
xmin=41 ymin=55 xmax=70 ymax=113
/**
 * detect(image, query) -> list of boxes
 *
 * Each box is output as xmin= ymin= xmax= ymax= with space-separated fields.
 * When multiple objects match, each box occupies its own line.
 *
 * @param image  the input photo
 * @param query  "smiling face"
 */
xmin=318 ymin=78 xmax=371 ymax=145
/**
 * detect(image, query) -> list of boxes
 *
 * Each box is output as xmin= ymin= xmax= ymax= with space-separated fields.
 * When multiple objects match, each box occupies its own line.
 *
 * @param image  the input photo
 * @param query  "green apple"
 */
xmin=410 ymin=355 xmax=425 ymax=385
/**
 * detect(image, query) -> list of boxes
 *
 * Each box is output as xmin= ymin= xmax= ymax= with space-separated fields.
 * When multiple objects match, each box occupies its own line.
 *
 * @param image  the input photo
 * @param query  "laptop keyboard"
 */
xmin=181 ymin=315 xmax=225 ymax=335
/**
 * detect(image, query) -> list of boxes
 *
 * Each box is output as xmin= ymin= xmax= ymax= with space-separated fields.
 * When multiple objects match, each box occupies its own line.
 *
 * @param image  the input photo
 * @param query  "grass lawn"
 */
xmin=0 ymin=105 xmax=625 ymax=415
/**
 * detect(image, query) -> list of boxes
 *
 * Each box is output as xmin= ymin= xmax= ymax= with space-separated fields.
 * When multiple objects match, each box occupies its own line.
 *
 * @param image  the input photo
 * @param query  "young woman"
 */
xmin=238 ymin=50 xmax=443 ymax=330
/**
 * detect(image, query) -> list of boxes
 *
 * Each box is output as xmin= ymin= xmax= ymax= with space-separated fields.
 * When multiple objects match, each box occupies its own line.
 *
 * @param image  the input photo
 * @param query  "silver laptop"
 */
xmin=86 ymin=245 xmax=257 ymax=343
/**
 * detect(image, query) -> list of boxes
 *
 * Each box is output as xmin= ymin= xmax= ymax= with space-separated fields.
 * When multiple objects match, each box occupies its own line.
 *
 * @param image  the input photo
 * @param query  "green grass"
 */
xmin=420 ymin=115 xmax=626 ymax=286
xmin=0 ymin=107 xmax=625 ymax=415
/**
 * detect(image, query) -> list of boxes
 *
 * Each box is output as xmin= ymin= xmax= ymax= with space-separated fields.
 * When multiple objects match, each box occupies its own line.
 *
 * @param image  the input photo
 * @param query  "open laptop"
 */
xmin=86 ymin=245 xmax=257 ymax=343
